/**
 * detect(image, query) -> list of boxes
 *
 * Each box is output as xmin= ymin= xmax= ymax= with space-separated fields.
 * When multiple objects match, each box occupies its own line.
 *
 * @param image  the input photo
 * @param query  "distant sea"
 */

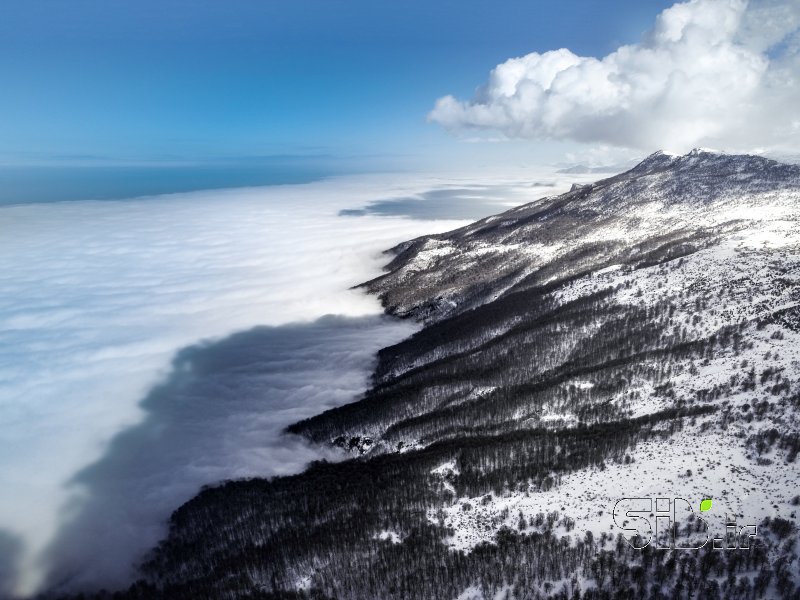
xmin=0 ymin=163 xmax=340 ymax=205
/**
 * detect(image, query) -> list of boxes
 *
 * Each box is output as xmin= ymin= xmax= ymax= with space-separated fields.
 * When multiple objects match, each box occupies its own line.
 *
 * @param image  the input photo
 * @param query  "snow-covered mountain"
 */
xmin=362 ymin=149 xmax=800 ymax=324
xmin=67 ymin=150 xmax=800 ymax=599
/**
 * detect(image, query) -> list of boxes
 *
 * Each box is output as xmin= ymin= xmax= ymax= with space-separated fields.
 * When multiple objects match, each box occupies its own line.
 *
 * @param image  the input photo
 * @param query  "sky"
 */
xmin=1 ymin=0 xmax=799 ymax=596
xmin=0 ymin=0 xmax=677 ymax=170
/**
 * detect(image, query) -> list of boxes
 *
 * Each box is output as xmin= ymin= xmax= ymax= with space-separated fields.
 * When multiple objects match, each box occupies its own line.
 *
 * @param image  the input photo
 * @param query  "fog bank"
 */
xmin=0 ymin=169 xmax=586 ymax=596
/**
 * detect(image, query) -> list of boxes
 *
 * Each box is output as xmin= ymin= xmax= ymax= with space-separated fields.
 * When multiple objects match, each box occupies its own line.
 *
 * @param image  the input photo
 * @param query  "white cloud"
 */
xmin=0 ymin=169 xmax=591 ymax=597
xmin=429 ymin=0 xmax=800 ymax=153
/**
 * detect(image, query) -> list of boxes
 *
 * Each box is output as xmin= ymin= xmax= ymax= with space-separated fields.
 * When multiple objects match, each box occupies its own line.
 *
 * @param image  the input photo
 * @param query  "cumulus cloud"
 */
xmin=429 ymin=0 xmax=800 ymax=152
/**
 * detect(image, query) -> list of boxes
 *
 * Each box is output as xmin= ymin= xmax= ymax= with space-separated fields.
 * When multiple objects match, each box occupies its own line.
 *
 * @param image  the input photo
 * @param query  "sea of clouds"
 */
xmin=0 ymin=169 xmax=591 ymax=597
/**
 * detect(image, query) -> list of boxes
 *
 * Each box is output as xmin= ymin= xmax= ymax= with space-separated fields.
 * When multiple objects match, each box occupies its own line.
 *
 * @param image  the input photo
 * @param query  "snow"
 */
xmin=431 ymin=459 xmax=460 ymax=476
xmin=454 ymin=584 xmax=513 ymax=600
xmin=374 ymin=530 xmax=403 ymax=544
xmin=431 ymin=417 xmax=800 ymax=552
xmin=365 ymin=153 xmax=800 ymax=587
xmin=455 ymin=586 xmax=483 ymax=600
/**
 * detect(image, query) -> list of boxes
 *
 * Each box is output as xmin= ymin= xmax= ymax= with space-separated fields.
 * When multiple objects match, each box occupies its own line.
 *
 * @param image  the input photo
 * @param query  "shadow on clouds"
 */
xmin=339 ymin=184 xmax=555 ymax=220
xmin=41 ymin=314 xmax=416 ymax=595
xmin=0 ymin=531 xmax=22 ymax=599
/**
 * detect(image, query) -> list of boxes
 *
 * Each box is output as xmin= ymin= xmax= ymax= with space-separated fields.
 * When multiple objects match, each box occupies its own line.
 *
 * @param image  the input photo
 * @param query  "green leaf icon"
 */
xmin=700 ymin=498 xmax=712 ymax=512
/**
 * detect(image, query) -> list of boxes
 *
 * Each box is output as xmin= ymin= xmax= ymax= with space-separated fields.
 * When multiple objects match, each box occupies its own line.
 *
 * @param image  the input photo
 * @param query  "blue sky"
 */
xmin=0 ymin=0 xmax=675 ymax=169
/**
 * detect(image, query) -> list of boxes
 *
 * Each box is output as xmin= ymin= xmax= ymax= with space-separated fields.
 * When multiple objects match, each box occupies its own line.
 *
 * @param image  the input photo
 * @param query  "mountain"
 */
xmin=358 ymin=149 xmax=800 ymax=324
xmin=66 ymin=150 xmax=800 ymax=599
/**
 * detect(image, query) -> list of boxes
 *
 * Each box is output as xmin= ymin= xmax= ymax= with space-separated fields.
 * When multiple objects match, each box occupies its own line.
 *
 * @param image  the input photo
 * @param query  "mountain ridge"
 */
xmin=359 ymin=149 xmax=800 ymax=324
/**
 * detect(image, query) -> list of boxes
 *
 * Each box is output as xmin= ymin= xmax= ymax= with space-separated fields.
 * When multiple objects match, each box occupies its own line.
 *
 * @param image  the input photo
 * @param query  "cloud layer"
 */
xmin=429 ymin=0 xmax=800 ymax=152
xmin=0 ymin=175 xmax=477 ymax=597
xmin=1 ymin=168 xmax=591 ymax=597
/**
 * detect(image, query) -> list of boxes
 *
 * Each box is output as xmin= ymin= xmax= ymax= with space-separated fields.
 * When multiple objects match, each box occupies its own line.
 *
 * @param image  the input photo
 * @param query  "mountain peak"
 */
xmin=625 ymin=147 xmax=790 ymax=181
xmin=686 ymin=147 xmax=721 ymax=156
xmin=626 ymin=149 xmax=680 ymax=173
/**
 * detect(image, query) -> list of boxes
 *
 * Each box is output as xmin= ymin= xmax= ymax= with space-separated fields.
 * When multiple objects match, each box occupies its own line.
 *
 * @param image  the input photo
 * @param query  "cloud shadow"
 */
xmin=40 ymin=314 xmax=415 ymax=595
xmin=339 ymin=184 xmax=555 ymax=220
